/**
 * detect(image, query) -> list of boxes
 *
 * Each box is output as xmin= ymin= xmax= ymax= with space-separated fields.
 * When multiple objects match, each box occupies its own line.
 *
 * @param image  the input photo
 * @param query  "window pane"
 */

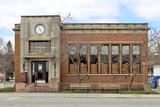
xmin=111 ymin=45 xmax=119 ymax=74
xmin=90 ymin=45 xmax=98 ymax=64
xmin=80 ymin=45 xmax=87 ymax=55
xmin=69 ymin=44 xmax=76 ymax=55
xmin=80 ymin=45 xmax=87 ymax=64
xmin=132 ymin=45 xmax=140 ymax=64
xmin=132 ymin=45 xmax=141 ymax=74
xmin=133 ymin=45 xmax=140 ymax=55
xmin=122 ymin=45 xmax=129 ymax=55
xmin=101 ymin=44 xmax=108 ymax=55
xmin=112 ymin=45 xmax=119 ymax=55
xmin=91 ymin=45 xmax=97 ymax=55
xmin=80 ymin=45 xmax=88 ymax=73
xmin=122 ymin=45 xmax=130 ymax=74
xmin=68 ymin=44 xmax=77 ymax=74
xmin=68 ymin=44 xmax=77 ymax=64
xmin=101 ymin=44 xmax=108 ymax=64
xmin=112 ymin=45 xmax=119 ymax=63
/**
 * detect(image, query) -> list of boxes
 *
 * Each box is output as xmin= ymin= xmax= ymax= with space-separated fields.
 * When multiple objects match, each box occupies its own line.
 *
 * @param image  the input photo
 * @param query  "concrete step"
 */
xmin=34 ymin=83 xmax=52 ymax=92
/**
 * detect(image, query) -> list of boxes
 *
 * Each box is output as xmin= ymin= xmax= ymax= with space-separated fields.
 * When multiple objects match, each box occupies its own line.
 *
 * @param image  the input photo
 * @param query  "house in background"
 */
xmin=13 ymin=15 xmax=149 ymax=92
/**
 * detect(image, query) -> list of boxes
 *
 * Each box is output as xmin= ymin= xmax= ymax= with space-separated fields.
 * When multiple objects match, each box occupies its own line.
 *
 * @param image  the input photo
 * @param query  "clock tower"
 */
xmin=15 ymin=15 xmax=61 ymax=92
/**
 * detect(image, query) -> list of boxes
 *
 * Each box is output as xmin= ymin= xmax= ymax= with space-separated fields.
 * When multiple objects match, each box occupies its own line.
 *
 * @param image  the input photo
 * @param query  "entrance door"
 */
xmin=31 ymin=61 xmax=48 ymax=83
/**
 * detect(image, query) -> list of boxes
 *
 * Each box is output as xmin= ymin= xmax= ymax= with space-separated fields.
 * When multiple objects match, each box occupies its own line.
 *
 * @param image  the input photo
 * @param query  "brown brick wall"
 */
xmin=60 ymin=32 xmax=148 ymax=89
xmin=15 ymin=31 xmax=20 ymax=82
xmin=66 ymin=33 xmax=147 ymax=42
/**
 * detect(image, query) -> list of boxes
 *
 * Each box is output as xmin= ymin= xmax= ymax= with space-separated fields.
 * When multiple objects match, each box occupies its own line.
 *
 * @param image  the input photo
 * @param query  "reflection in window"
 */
xmin=122 ymin=45 xmax=130 ymax=74
xmin=38 ymin=64 xmax=43 ymax=80
xmin=68 ymin=44 xmax=77 ymax=64
xmin=133 ymin=45 xmax=140 ymax=64
xmin=68 ymin=44 xmax=77 ymax=74
xmin=101 ymin=44 xmax=109 ymax=74
xmin=111 ymin=45 xmax=119 ymax=74
xmin=90 ymin=45 xmax=98 ymax=74
xmin=101 ymin=44 xmax=109 ymax=64
xmin=132 ymin=45 xmax=141 ymax=74
xmin=80 ymin=45 xmax=87 ymax=64
xmin=46 ymin=61 xmax=48 ymax=83
xmin=112 ymin=45 xmax=119 ymax=64
xmin=90 ymin=45 xmax=98 ymax=64
xmin=31 ymin=62 xmax=35 ymax=83
xmin=133 ymin=45 xmax=140 ymax=55
xmin=80 ymin=44 xmax=88 ymax=74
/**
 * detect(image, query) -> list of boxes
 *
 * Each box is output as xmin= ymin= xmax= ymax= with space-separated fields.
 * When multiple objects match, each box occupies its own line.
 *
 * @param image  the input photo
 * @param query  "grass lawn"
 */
xmin=119 ymin=89 xmax=159 ymax=94
xmin=0 ymin=87 xmax=14 ymax=92
xmin=60 ymin=89 xmax=159 ymax=94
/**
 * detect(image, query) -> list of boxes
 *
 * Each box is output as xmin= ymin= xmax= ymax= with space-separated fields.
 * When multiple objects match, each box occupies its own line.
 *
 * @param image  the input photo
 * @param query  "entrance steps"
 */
xmin=34 ymin=83 xmax=52 ymax=92
xmin=15 ymin=83 xmax=59 ymax=92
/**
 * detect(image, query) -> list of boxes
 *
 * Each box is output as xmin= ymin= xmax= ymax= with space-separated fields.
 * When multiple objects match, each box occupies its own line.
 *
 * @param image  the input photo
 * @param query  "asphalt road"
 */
xmin=0 ymin=93 xmax=160 ymax=107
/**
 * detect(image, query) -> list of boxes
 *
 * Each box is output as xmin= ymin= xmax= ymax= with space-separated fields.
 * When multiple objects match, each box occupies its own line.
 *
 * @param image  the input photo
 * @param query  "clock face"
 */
xmin=35 ymin=24 xmax=45 ymax=35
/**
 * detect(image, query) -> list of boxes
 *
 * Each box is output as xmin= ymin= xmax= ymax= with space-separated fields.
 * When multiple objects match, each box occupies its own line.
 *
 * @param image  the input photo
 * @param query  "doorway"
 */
xmin=31 ymin=61 xmax=48 ymax=83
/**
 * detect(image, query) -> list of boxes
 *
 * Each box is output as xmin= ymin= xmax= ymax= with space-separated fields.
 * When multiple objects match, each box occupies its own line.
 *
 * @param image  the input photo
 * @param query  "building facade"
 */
xmin=13 ymin=15 xmax=148 ymax=92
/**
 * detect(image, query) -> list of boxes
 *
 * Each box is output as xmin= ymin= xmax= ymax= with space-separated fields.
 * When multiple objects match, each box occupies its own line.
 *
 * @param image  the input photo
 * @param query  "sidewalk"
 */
xmin=0 ymin=93 xmax=160 ymax=98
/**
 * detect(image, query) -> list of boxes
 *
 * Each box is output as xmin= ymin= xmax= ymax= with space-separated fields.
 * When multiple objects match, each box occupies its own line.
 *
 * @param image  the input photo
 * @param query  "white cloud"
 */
xmin=123 ymin=0 xmax=160 ymax=21
xmin=0 ymin=0 xmax=160 ymax=48
xmin=0 ymin=0 xmax=122 ymax=47
xmin=0 ymin=0 xmax=121 ymax=30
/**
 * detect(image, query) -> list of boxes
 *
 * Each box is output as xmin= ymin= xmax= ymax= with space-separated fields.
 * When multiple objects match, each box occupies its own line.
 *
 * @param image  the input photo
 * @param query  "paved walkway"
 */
xmin=0 ymin=93 xmax=160 ymax=98
xmin=0 ymin=93 xmax=160 ymax=107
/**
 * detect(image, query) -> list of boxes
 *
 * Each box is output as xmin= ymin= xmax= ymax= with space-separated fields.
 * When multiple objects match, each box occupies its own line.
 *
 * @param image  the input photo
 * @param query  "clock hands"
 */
xmin=35 ymin=24 xmax=45 ymax=35
xmin=39 ymin=27 xmax=42 ymax=32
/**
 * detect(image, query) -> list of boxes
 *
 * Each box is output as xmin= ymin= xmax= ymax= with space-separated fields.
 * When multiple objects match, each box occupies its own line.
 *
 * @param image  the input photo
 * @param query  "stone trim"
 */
xmin=64 ymin=30 xmax=148 ymax=34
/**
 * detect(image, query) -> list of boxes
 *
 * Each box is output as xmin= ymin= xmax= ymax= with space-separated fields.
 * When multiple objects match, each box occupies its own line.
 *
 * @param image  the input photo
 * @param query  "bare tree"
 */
xmin=5 ymin=41 xmax=14 ymax=81
xmin=0 ymin=39 xmax=14 ymax=83
xmin=127 ymin=27 xmax=160 ymax=92
xmin=60 ymin=13 xmax=90 ymax=90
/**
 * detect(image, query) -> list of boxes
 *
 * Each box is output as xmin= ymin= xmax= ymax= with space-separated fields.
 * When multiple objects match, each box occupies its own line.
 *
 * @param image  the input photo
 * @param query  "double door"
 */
xmin=31 ymin=61 xmax=48 ymax=83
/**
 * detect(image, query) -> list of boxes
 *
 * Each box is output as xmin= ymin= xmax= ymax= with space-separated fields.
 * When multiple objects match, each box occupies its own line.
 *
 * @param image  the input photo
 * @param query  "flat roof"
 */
xmin=64 ymin=23 xmax=148 ymax=25
xmin=21 ymin=15 xmax=60 ymax=17
xmin=63 ymin=23 xmax=149 ymax=30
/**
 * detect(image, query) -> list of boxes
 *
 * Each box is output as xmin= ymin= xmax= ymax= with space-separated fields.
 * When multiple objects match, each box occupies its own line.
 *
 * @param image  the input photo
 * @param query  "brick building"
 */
xmin=13 ymin=15 xmax=148 ymax=92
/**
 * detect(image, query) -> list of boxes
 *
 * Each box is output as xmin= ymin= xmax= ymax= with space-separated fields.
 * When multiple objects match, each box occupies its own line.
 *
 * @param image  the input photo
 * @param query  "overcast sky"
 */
xmin=0 ymin=0 xmax=160 ymax=47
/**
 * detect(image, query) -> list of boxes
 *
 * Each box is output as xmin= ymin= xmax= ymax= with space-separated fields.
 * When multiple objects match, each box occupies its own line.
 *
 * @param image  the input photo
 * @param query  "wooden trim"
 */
xmin=119 ymin=44 xmax=122 ymax=74
xmin=130 ymin=44 xmax=133 ymax=74
xmin=77 ymin=44 xmax=79 ymax=74
xmin=98 ymin=44 xmax=101 ymax=74
xmin=109 ymin=44 xmax=112 ymax=74
xmin=88 ymin=44 xmax=91 ymax=74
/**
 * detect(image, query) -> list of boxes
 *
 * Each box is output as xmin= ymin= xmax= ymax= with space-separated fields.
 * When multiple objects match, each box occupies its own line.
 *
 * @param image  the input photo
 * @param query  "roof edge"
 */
xmin=21 ymin=15 xmax=60 ymax=17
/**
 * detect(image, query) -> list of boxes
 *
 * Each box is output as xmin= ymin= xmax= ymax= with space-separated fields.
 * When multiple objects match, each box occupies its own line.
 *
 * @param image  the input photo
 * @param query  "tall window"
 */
xmin=132 ymin=45 xmax=141 ymax=74
xmin=68 ymin=44 xmax=77 ymax=74
xmin=122 ymin=45 xmax=130 ymax=74
xmin=80 ymin=44 xmax=88 ymax=74
xmin=90 ymin=45 xmax=98 ymax=74
xmin=111 ymin=45 xmax=119 ymax=74
xmin=101 ymin=44 xmax=109 ymax=74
